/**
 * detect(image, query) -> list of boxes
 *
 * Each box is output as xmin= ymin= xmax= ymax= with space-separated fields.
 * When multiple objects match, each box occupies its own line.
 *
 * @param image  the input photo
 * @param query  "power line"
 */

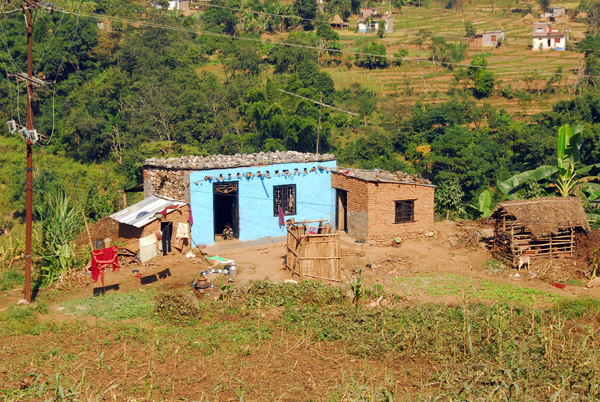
xmin=278 ymin=89 xmax=359 ymax=116
xmin=51 ymin=7 xmax=600 ymax=80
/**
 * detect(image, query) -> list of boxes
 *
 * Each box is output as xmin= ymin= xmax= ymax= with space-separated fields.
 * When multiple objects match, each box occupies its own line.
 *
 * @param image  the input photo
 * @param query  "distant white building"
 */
xmin=358 ymin=12 xmax=394 ymax=33
xmin=532 ymin=23 xmax=567 ymax=51
xmin=153 ymin=0 xmax=190 ymax=10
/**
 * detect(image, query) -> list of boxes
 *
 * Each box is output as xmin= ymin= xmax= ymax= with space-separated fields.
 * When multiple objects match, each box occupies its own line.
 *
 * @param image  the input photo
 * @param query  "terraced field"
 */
xmin=322 ymin=0 xmax=588 ymax=117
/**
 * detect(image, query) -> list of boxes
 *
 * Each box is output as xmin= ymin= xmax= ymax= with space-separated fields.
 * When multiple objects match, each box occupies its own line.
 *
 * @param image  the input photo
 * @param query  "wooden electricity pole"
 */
xmin=8 ymin=0 xmax=50 ymax=303
xmin=316 ymin=92 xmax=322 ymax=154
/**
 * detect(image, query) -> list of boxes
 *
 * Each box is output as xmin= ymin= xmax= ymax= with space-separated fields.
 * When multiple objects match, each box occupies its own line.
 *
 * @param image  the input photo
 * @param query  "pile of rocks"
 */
xmin=145 ymin=151 xmax=336 ymax=170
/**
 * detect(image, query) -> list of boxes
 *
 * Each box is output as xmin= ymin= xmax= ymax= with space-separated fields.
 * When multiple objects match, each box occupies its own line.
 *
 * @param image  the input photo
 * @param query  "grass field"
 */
xmin=2 ymin=280 xmax=600 ymax=400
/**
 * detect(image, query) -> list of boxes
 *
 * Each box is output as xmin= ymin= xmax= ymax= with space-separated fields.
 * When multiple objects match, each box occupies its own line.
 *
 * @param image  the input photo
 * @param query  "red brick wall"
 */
xmin=332 ymin=172 xmax=435 ymax=243
xmin=366 ymin=182 xmax=434 ymax=242
xmin=331 ymin=173 xmax=369 ymax=240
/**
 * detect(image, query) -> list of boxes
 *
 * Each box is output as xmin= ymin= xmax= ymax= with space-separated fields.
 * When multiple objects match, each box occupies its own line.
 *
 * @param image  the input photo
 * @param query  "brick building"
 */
xmin=331 ymin=168 xmax=435 ymax=243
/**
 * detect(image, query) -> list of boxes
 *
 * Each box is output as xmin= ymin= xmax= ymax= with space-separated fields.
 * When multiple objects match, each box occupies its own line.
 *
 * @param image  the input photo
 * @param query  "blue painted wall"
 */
xmin=189 ymin=160 xmax=337 ymax=245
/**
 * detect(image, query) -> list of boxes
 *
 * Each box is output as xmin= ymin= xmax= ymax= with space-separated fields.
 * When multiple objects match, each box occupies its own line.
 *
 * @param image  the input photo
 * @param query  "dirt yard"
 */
xmin=4 ymin=220 xmax=598 ymax=309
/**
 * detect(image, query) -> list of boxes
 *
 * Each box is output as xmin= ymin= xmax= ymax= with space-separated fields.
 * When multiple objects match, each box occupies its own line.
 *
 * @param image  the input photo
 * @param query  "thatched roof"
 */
xmin=492 ymin=197 xmax=590 ymax=238
xmin=331 ymin=14 xmax=348 ymax=26
xmin=522 ymin=13 xmax=536 ymax=23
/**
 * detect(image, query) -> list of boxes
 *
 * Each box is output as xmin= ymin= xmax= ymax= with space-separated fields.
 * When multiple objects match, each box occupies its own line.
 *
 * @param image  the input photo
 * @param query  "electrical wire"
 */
xmin=39 ymin=0 xmax=86 ymax=147
xmin=51 ymin=7 xmax=600 ymax=79
xmin=0 ymin=7 xmax=25 ymax=125
xmin=33 ymin=10 xmax=67 ymax=74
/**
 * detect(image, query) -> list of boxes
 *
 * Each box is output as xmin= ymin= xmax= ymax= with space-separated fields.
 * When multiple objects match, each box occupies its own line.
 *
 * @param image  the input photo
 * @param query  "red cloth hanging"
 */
xmin=156 ymin=204 xmax=180 ymax=217
xmin=91 ymin=246 xmax=119 ymax=287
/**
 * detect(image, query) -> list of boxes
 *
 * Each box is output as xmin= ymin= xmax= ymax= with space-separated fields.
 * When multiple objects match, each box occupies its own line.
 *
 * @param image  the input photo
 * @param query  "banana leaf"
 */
xmin=497 ymin=165 xmax=558 ymax=195
xmin=478 ymin=189 xmax=492 ymax=217
xmin=580 ymin=182 xmax=600 ymax=203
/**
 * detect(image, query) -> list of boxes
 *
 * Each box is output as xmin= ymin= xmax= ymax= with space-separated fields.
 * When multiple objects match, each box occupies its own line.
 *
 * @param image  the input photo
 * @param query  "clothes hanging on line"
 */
xmin=161 ymin=222 xmax=172 ymax=256
xmin=176 ymin=222 xmax=190 ymax=240
xmin=187 ymin=204 xmax=193 ymax=226
xmin=156 ymin=204 xmax=180 ymax=217
xmin=91 ymin=246 xmax=119 ymax=287
xmin=139 ymin=234 xmax=158 ymax=263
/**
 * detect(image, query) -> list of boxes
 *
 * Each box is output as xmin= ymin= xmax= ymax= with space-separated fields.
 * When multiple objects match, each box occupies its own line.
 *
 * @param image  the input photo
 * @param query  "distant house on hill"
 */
xmin=532 ymin=23 xmax=567 ymax=50
xmin=358 ymin=12 xmax=394 ymax=33
xmin=469 ymin=30 xmax=505 ymax=47
xmin=544 ymin=6 xmax=566 ymax=20
xmin=360 ymin=7 xmax=378 ymax=18
xmin=153 ymin=0 xmax=190 ymax=10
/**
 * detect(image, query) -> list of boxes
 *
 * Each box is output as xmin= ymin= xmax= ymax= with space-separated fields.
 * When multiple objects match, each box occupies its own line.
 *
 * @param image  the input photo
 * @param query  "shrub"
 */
xmin=155 ymin=291 xmax=200 ymax=325
xmin=246 ymin=280 xmax=346 ymax=307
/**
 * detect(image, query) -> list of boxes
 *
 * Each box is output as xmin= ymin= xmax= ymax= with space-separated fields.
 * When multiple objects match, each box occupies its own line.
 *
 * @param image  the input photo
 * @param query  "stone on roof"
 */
xmin=144 ymin=151 xmax=336 ymax=170
xmin=334 ymin=167 xmax=433 ymax=186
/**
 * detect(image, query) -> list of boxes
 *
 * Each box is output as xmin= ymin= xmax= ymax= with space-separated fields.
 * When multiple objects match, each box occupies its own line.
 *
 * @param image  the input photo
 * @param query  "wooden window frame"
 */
xmin=395 ymin=200 xmax=415 ymax=224
xmin=273 ymin=184 xmax=297 ymax=216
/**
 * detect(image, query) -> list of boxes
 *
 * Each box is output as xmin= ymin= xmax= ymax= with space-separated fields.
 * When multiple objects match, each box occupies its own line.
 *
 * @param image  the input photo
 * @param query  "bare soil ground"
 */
xmin=4 ymin=221 xmax=600 ymax=309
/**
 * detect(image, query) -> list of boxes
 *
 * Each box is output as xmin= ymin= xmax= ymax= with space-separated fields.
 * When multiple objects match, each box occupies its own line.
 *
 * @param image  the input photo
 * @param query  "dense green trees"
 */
xmin=293 ymin=0 xmax=317 ymax=30
xmin=0 ymin=0 xmax=599 ymax=226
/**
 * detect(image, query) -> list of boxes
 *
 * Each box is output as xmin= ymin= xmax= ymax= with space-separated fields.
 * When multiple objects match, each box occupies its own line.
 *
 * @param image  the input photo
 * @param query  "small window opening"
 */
xmin=395 ymin=200 xmax=415 ymax=223
xmin=273 ymin=185 xmax=296 ymax=216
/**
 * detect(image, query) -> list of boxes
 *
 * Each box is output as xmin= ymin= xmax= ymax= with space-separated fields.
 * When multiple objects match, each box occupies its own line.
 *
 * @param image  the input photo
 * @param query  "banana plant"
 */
xmin=556 ymin=124 xmax=583 ymax=196
xmin=466 ymin=189 xmax=493 ymax=218
xmin=498 ymin=124 xmax=599 ymax=198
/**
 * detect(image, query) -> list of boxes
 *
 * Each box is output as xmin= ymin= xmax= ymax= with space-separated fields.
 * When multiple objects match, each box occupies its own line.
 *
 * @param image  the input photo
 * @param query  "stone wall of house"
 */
xmin=366 ymin=182 xmax=435 ymax=243
xmin=331 ymin=173 xmax=369 ymax=241
xmin=143 ymin=167 xmax=190 ymax=202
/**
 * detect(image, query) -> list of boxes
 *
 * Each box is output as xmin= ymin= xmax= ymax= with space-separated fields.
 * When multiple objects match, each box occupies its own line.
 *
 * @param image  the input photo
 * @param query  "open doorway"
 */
xmin=213 ymin=181 xmax=239 ymax=239
xmin=335 ymin=189 xmax=347 ymax=232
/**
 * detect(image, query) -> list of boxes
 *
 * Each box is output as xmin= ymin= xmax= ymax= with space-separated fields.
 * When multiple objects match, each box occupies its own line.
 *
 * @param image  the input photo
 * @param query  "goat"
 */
xmin=513 ymin=248 xmax=537 ymax=277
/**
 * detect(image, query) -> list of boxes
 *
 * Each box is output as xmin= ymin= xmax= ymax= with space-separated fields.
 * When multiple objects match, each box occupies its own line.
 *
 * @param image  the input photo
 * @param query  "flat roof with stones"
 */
xmin=144 ymin=151 xmax=336 ymax=171
xmin=333 ymin=167 xmax=435 ymax=187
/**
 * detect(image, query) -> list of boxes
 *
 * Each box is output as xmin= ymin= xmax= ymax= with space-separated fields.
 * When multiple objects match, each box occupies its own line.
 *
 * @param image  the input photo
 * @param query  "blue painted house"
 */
xmin=143 ymin=152 xmax=337 ymax=246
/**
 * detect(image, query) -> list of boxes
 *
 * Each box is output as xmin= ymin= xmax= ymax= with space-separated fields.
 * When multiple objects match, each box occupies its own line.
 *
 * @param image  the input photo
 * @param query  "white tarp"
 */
xmin=139 ymin=234 xmax=158 ymax=263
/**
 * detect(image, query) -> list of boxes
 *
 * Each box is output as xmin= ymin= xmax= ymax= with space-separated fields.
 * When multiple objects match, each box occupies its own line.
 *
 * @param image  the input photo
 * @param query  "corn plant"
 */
xmin=36 ymin=191 xmax=82 ymax=285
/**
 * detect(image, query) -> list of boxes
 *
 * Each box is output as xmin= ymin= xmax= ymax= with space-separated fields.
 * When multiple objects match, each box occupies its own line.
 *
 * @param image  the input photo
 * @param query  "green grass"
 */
xmin=61 ymin=289 xmax=156 ymax=320
xmin=395 ymin=273 xmax=561 ymax=305
xmin=0 ymin=268 xmax=24 ymax=291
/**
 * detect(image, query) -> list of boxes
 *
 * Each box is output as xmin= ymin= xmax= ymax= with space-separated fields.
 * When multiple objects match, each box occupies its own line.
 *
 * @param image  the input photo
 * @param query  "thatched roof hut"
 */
xmin=330 ymin=14 xmax=349 ymax=29
xmin=492 ymin=197 xmax=590 ymax=238
xmin=492 ymin=197 xmax=590 ymax=264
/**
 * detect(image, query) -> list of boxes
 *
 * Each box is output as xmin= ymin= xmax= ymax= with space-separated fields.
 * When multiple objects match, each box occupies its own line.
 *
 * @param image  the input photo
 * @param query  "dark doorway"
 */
xmin=160 ymin=221 xmax=173 ymax=255
xmin=213 ymin=181 xmax=239 ymax=239
xmin=335 ymin=189 xmax=348 ymax=232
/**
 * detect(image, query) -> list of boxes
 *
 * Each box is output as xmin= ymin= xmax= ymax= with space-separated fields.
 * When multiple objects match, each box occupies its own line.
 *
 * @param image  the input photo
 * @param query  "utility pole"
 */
xmin=25 ymin=0 xmax=34 ymax=304
xmin=6 ymin=0 xmax=50 ymax=303
xmin=277 ymin=89 xmax=358 ymax=155
xmin=316 ymin=92 xmax=322 ymax=154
